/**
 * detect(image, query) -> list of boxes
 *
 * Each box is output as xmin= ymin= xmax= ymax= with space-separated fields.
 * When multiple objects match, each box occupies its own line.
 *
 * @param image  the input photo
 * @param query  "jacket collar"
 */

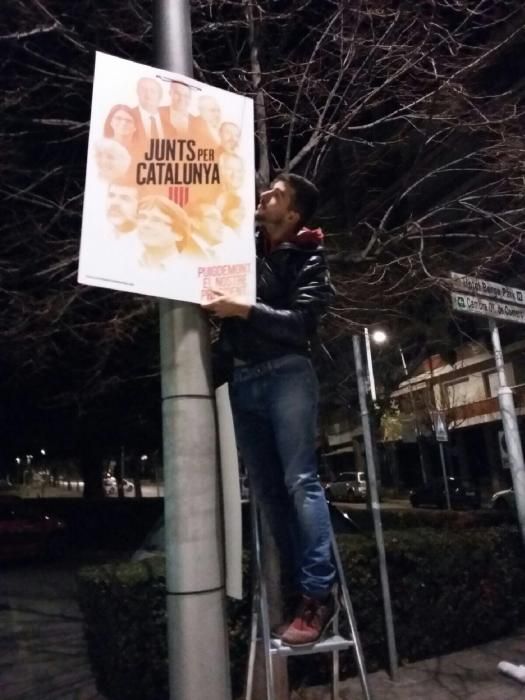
xmin=258 ymin=227 xmax=324 ymax=255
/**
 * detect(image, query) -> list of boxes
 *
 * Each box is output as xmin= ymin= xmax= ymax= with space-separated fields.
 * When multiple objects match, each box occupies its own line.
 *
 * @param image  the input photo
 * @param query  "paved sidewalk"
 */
xmin=298 ymin=628 xmax=525 ymax=700
xmin=0 ymin=562 xmax=106 ymax=700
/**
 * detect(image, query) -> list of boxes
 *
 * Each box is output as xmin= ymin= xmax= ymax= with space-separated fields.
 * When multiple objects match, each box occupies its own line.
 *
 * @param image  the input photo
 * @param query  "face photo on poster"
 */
xmin=78 ymin=51 xmax=256 ymax=304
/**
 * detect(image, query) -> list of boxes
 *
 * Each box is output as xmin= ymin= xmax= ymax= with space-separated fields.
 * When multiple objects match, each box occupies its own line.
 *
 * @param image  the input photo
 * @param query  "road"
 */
xmin=0 ymin=561 xmax=106 ymax=699
xmin=15 ymin=481 xmax=165 ymax=499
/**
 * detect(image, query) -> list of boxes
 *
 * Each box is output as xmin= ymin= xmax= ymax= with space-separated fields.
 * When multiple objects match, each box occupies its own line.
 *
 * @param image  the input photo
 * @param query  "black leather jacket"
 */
xmin=214 ymin=231 xmax=334 ymax=383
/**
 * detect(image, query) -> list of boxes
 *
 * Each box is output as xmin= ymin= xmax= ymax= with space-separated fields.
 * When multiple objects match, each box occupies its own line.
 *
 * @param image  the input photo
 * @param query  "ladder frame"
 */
xmin=246 ymin=497 xmax=373 ymax=700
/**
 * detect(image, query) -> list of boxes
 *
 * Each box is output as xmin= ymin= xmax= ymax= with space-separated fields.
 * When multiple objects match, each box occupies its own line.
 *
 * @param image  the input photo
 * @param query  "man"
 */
xmin=203 ymin=174 xmax=337 ymax=646
xmin=185 ymin=201 xmax=237 ymax=260
xmin=160 ymin=80 xmax=197 ymax=138
xmin=218 ymin=121 xmax=241 ymax=155
xmin=217 ymin=190 xmax=245 ymax=231
xmin=136 ymin=194 xmax=190 ymax=269
xmin=218 ymin=152 xmax=244 ymax=193
xmin=105 ymin=181 xmax=139 ymax=235
xmin=193 ymin=95 xmax=222 ymax=147
xmin=131 ymin=77 xmax=168 ymax=149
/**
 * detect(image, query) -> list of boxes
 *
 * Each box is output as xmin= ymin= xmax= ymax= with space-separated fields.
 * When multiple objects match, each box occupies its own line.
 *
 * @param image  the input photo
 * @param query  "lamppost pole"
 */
xmin=154 ymin=3 xmax=231 ymax=699
xmin=353 ymin=334 xmax=398 ymax=679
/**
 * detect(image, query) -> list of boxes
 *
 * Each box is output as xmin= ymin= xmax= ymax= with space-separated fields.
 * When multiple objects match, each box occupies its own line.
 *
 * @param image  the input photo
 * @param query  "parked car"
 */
xmin=409 ymin=477 xmax=481 ymax=510
xmin=0 ymin=497 xmax=68 ymax=560
xmin=490 ymin=488 xmax=516 ymax=511
xmin=103 ymin=476 xmax=134 ymax=496
xmin=325 ymin=471 xmax=367 ymax=502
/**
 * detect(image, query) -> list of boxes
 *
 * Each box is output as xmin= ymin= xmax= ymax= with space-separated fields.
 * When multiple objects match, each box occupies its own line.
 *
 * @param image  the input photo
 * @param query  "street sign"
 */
xmin=450 ymin=272 xmax=525 ymax=308
xmin=451 ymin=292 xmax=525 ymax=325
xmin=431 ymin=410 xmax=449 ymax=442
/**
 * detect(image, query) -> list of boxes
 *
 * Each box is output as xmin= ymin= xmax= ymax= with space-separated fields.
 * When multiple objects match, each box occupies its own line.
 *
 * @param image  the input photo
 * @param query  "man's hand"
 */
xmin=202 ymin=290 xmax=252 ymax=319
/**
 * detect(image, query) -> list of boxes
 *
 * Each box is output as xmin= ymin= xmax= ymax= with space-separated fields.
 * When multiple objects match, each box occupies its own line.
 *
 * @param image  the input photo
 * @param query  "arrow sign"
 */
xmin=451 ymin=292 xmax=525 ymax=325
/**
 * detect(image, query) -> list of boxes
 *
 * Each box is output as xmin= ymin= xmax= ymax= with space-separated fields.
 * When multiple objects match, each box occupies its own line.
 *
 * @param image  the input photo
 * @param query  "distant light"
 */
xmin=141 ymin=454 xmax=148 ymax=461
xmin=15 ymin=457 xmax=21 ymax=464
xmin=372 ymin=330 xmax=387 ymax=344
xmin=40 ymin=449 xmax=46 ymax=456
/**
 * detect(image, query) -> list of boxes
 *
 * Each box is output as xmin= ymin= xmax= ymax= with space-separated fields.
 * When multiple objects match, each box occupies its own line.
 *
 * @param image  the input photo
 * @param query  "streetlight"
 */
xmin=372 ymin=329 xmax=387 ymax=345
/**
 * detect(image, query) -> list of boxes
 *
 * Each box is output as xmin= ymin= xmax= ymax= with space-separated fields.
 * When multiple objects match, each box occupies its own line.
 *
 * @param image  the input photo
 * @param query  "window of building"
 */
xmin=484 ymin=362 xmax=515 ymax=397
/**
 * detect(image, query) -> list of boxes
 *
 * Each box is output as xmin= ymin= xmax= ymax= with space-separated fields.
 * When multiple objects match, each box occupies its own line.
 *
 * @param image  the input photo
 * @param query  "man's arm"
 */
xmin=202 ymin=294 xmax=252 ymax=319
xmin=202 ymin=252 xmax=334 ymax=347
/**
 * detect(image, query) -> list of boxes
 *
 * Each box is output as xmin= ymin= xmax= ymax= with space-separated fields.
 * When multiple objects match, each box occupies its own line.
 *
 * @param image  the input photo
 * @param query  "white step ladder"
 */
xmin=246 ymin=498 xmax=373 ymax=700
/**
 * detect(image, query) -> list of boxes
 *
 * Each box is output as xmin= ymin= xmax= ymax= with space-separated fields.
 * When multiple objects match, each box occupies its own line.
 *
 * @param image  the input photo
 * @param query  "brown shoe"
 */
xmin=271 ymin=592 xmax=301 ymax=639
xmin=280 ymin=593 xmax=337 ymax=647
xmin=271 ymin=621 xmax=290 ymax=639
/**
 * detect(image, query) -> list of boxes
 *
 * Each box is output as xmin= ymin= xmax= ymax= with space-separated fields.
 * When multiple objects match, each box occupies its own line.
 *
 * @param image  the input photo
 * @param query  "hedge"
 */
xmin=345 ymin=506 xmax=514 ymax=532
xmin=77 ymin=525 xmax=525 ymax=699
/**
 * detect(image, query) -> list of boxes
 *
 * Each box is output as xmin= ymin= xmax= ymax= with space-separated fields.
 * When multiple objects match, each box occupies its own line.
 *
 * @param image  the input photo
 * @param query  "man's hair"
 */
xmin=272 ymin=173 xmax=319 ymax=227
xmin=138 ymin=195 xmax=190 ymax=248
xmin=137 ymin=76 xmax=162 ymax=95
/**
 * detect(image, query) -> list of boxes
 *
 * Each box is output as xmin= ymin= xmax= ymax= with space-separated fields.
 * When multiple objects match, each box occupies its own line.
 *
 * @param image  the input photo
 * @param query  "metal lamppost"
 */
xmin=154 ymin=3 xmax=232 ymax=700
xmin=353 ymin=334 xmax=398 ymax=679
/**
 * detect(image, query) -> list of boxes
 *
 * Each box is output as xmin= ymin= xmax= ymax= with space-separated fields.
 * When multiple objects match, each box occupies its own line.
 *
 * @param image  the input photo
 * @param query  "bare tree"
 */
xmin=1 ymin=0 xmax=525 ymax=478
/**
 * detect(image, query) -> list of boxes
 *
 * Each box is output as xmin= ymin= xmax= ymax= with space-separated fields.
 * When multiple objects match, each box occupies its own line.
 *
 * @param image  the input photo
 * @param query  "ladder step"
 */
xmin=270 ymin=634 xmax=355 ymax=657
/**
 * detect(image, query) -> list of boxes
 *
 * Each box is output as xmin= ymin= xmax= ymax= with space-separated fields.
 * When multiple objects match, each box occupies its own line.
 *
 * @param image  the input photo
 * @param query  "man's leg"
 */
xmin=229 ymin=374 xmax=297 ymax=585
xmin=268 ymin=355 xmax=336 ymax=599
xmin=230 ymin=358 xmax=337 ymax=646
xmin=264 ymin=355 xmax=339 ymax=645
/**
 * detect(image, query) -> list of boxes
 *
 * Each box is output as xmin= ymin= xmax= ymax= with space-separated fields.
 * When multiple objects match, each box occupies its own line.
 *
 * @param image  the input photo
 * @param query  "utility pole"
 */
xmin=353 ymin=334 xmax=398 ymax=679
xmin=154 ymin=3 xmax=232 ymax=700
xmin=489 ymin=320 xmax=525 ymax=549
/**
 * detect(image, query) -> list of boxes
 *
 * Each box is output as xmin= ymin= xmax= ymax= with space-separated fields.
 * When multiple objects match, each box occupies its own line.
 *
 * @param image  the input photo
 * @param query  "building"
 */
xmin=322 ymin=337 xmax=525 ymax=494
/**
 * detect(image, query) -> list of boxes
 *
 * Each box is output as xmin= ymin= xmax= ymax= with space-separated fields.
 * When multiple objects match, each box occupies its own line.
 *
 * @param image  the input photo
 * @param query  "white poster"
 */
xmin=216 ymin=384 xmax=243 ymax=600
xmin=78 ymin=52 xmax=256 ymax=304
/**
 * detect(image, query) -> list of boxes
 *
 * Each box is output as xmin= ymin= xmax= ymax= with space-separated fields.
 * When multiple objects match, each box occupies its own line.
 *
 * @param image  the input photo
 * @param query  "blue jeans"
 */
xmin=229 ymin=354 xmax=335 ymax=598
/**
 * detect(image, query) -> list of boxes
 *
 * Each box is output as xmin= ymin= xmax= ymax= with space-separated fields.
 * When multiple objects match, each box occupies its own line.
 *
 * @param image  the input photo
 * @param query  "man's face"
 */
xmin=199 ymin=204 xmax=223 ymax=244
xmin=137 ymin=79 xmax=162 ymax=113
xmin=220 ymin=155 xmax=244 ymax=191
xmin=199 ymin=97 xmax=221 ymax=129
xmin=255 ymin=180 xmax=298 ymax=227
xmin=170 ymin=83 xmax=191 ymax=113
xmin=137 ymin=205 xmax=181 ymax=249
xmin=220 ymin=123 xmax=240 ymax=153
xmin=106 ymin=185 xmax=138 ymax=230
